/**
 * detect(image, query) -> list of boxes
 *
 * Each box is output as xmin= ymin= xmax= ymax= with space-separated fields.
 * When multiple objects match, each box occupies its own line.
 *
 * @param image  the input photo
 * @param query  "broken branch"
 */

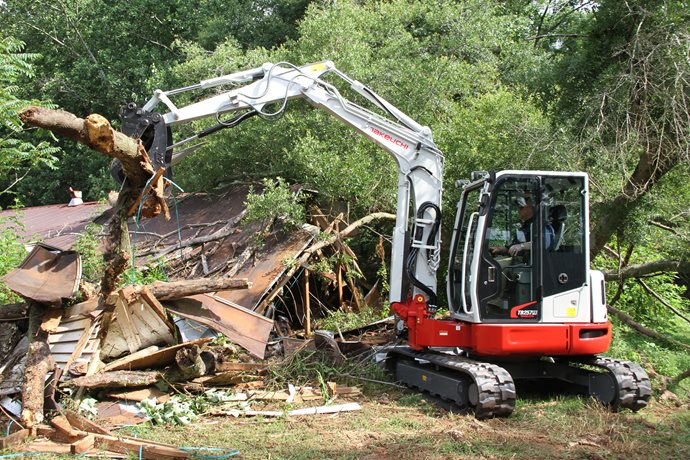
xmin=147 ymin=277 xmax=251 ymax=301
xmin=607 ymin=304 xmax=690 ymax=351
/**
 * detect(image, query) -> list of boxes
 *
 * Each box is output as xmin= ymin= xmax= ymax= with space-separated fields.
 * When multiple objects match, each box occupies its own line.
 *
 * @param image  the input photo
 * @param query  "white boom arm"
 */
xmin=139 ymin=61 xmax=444 ymax=306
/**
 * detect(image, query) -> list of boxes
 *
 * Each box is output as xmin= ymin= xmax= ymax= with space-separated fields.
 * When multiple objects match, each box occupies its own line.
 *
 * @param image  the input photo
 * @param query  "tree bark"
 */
xmin=162 ymin=345 xmax=212 ymax=382
xmin=0 ymin=303 xmax=27 ymax=320
xmin=66 ymin=371 xmax=160 ymax=389
xmin=147 ymin=277 xmax=251 ymax=301
xmin=21 ymin=302 xmax=56 ymax=428
xmin=19 ymin=106 xmax=152 ymax=187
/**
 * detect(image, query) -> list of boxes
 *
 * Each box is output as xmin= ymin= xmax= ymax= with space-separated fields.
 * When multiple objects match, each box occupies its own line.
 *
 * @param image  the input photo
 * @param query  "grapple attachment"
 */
xmin=110 ymin=102 xmax=173 ymax=184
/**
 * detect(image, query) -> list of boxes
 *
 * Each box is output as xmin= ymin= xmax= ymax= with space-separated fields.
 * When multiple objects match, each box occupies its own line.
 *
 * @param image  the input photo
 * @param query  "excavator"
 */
xmin=113 ymin=61 xmax=652 ymax=418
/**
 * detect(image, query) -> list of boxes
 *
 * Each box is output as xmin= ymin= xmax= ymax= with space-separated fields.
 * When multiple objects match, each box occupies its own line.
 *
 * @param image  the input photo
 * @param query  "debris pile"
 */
xmin=0 ymin=185 xmax=393 ymax=456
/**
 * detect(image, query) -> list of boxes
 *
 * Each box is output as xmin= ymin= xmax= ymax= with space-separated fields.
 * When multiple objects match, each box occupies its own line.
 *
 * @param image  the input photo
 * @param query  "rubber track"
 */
xmin=590 ymin=356 xmax=652 ymax=411
xmin=391 ymin=348 xmax=516 ymax=418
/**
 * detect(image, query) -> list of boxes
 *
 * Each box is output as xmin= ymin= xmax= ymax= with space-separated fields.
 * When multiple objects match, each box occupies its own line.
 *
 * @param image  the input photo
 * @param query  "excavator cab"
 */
xmin=445 ymin=171 xmax=611 ymax=356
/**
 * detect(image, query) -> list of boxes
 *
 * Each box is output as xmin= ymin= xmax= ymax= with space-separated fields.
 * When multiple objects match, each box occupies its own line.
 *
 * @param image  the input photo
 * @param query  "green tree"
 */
xmin=527 ymin=0 xmax=690 ymax=258
xmin=0 ymin=36 xmax=59 ymax=203
xmin=166 ymin=0 xmax=553 ymax=219
xmin=0 ymin=0 xmax=312 ymax=205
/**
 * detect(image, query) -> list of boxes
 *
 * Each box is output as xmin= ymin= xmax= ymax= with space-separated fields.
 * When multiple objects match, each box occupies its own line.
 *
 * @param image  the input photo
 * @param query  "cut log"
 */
xmin=162 ymin=345 xmax=213 ymax=382
xmin=21 ymin=302 xmax=56 ymax=428
xmin=104 ymin=338 xmax=211 ymax=372
xmin=147 ymin=278 xmax=251 ymax=301
xmin=65 ymin=371 xmax=160 ymax=389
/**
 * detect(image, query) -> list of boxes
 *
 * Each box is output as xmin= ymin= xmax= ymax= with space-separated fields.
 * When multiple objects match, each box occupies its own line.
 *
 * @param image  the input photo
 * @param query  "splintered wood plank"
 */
xmin=215 ymin=362 xmax=267 ymax=372
xmin=192 ymin=372 xmax=262 ymax=386
xmin=18 ymin=439 xmax=72 ymax=454
xmin=71 ymin=434 xmax=95 ymax=454
xmin=65 ymin=410 xmax=113 ymax=436
xmin=139 ymin=285 xmax=169 ymax=321
xmin=91 ymin=434 xmax=190 ymax=459
xmin=0 ymin=429 xmax=30 ymax=449
xmin=40 ymin=308 xmax=63 ymax=333
xmin=104 ymin=338 xmax=211 ymax=372
xmin=50 ymin=415 xmax=85 ymax=438
xmin=114 ymin=293 xmax=141 ymax=353
xmin=105 ymin=386 xmax=169 ymax=403
xmin=103 ymin=346 xmax=159 ymax=371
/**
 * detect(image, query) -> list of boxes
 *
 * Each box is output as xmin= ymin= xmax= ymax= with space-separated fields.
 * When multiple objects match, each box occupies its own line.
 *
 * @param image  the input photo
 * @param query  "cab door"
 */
xmin=447 ymin=182 xmax=484 ymax=322
xmin=477 ymin=176 xmax=543 ymax=322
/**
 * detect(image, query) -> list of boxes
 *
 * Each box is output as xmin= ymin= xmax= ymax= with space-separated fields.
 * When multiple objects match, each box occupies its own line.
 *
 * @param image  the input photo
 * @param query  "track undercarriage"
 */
xmin=387 ymin=347 xmax=652 ymax=419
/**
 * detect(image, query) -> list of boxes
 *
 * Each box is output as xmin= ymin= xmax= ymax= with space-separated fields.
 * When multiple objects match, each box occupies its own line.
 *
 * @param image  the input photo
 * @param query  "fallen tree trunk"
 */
xmin=607 ymin=304 xmax=690 ymax=351
xmin=0 ymin=303 xmax=27 ymax=320
xmin=603 ymin=259 xmax=690 ymax=281
xmin=19 ymin=107 xmax=153 ymax=188
xmin=148 ymin=278 xmax=251 ymax=301
xmin=19 ymin=106 xmax=168 ymax=298
xmin=162 ymin=345 xmax=213 ymax=382
xmin=21 ymin=302 xmax=56 ymax=428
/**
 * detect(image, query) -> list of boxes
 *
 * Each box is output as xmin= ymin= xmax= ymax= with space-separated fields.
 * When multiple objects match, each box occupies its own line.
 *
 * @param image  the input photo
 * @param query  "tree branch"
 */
xmin=607 ymin=304 xmax=690 ymax=351
xmin=603 ymin=259 xmax=690 ymax=281
xmin=637 ymin=279 xmax=690 ymax=325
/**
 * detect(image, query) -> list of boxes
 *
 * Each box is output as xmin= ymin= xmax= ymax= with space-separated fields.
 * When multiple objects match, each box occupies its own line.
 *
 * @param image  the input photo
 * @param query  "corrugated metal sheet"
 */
xmin=0 ymin=202 xmax=107 ymax=250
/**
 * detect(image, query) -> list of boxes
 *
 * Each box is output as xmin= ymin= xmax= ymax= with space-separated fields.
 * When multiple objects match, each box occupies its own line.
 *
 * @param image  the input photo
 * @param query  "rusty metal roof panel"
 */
xmin=131 ymin=184 xmax=318 ymax=311
xmin=213 ymin=225 xmax=318 ymax=310
xmin=3 ymin=243 xmax=81 ymax=305
xmin=130 ymin=186 xmax=250 ymax=245
xmin=0 ymin=202 xmax=107 ymax=250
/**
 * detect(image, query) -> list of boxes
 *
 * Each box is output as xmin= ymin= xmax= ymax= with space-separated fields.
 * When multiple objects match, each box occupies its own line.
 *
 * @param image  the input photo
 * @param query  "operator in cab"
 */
xmin=490 ymin=195 xmax=554 ymax=257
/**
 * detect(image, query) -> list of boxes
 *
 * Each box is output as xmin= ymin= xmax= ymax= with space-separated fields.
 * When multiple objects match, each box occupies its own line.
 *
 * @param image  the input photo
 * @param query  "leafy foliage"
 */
xmin=0 ymin=214 xmax=27 ymax=304
xmin=0 ymin=37 xmax=60 ymax=202
xmin=72 ymin=222 xmax=104 ymax=284
xmin=243 ymin=177 xmax=305 ymax=229
xmin=118 ymin=261 xmax=169 ymax=287
xmin=318 ymin=306 xmax=389 ymax=333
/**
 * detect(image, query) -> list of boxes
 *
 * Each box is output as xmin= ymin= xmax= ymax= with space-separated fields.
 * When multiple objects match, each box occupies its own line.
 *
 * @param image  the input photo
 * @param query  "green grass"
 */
xmin=6 ymin=394 xmax=690 ymax=460
xmin=608 ymin=319 xmax=690 ymax=397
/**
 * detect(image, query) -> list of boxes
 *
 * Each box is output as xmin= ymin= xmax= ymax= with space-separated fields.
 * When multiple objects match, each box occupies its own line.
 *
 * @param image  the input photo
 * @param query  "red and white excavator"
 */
xmin=115 ymin=61 xmax=651 ymax=418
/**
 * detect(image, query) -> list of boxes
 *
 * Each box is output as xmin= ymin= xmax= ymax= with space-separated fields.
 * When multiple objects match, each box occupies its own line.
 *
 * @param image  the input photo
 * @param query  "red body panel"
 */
xmin=392 ymin=298 xmax=612 ymax=357
xmin=469 ymin=323 xmax=612 ymax=356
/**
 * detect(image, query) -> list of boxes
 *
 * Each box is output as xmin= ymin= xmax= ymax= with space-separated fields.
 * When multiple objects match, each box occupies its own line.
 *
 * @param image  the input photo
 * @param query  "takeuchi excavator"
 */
xmin=114 ymin=61 xmax=652 ymax=418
